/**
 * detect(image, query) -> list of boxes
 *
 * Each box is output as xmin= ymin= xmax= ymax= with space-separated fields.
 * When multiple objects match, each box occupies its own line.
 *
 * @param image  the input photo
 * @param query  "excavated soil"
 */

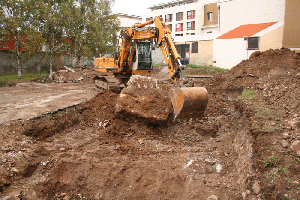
xmin=115 ymin=75 xmax=173 ymax=125
xmin=1 ymin=48 xmax=300 ymax=199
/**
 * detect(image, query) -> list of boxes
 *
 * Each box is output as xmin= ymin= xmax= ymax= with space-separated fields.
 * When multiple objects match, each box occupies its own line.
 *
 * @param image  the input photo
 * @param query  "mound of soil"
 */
xmin=1 ymin=48 xmax=300 ymax=199
xmin=200 ymin=48 xmax=300 ymax=199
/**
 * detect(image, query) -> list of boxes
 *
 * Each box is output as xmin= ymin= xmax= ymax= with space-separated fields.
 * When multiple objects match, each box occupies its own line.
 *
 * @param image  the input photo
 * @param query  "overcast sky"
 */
xmin=112 ymin=0 xmax=173 ymax=16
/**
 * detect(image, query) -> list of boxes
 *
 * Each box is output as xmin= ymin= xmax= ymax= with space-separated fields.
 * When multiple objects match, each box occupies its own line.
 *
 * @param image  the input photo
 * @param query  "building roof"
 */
xmin=116 ymin=13 xmax=142 ymax=19
xmin=217 ymin=22 xmax=278 ymax=39
xmin=147 ymin=0 xmax=194 ymax=9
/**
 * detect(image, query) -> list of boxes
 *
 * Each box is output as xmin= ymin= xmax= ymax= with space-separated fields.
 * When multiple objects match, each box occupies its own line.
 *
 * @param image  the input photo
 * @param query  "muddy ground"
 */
xmin=1 ymin=48 xmax=300 ymax=200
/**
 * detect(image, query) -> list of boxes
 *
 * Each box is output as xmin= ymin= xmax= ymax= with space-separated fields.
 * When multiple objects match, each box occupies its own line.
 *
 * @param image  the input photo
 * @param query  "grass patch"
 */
xmin=257 ymin=103 xmax=276 ymax=118
xmin=264 ymin=155 xmax=280 ymax=168
xmin=269 ymin=167 xmax=289 ymax=179
xmin=250 ymin=103 xmax=278 ymax=133
xmin=153 ymin=63 xmax=165 ymax=67
xmin=253 ymin=101 xmax=277 ymax=119
xmin=0 ymin=73 xmax=48 ymax=87
xmin=237 ymin=89 xmax=257 ymax=101
xmin=282 ymin=167 xmax=288 ymax=174
xmin=186 ymin=64 xmax=228 ymax=72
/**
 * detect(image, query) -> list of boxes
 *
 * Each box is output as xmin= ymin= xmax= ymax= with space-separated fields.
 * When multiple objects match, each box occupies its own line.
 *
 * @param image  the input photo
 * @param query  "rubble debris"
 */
xmin=31 ymin=67 xmax=93 ymax=84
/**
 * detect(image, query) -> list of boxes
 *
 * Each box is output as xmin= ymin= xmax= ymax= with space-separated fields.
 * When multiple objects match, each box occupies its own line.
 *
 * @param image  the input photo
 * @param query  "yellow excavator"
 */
xmin=94 ymin=16 xmax=208 ymax=119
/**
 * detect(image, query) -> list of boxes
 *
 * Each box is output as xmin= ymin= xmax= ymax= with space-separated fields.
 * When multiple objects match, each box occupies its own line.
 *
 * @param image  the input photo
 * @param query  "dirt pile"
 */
xmin=115 ymin=75 xmax=173 ymax=125
xmin=32 ymin=67 xmax=94 ymax=84
xmin=200 ymin=48 xmax=300 ymax=199
xmin=1 ymin=48 xmax=300 ymax=199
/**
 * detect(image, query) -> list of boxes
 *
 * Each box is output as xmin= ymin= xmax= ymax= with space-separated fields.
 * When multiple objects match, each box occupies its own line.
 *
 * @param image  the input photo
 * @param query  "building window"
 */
xmin=187 ymin=10 xmax=195 ymax=19
xmin=167 ymin=24 xmax=172 ymax=32
xmin=192 ymin=42 xmax=198 ymax=53
xmin=176 ymin=12 xmax=183 ymax=21
xmin=207 ymin=12 xmax=213 ymax=21
xmin=207 ymin=31 xmax=212 ymax=34
xmin=187 ymin=21 xmax=195 ymax=30
xmin=247 ymin=37 xmax=259 ymax=50
xmin=176 ymin=23 xmax=183 ymax=32
xmin=186 ymin=33 xmax=195 ymax=36
xmin=175 ymin=33 xmax=183 ymax=36
xmin=165 ymin=14 xmax=172 ymax=22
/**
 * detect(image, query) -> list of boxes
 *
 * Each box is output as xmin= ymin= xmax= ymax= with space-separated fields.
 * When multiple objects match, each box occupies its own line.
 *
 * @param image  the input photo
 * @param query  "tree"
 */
xmin=33 ymin=0 xmax=66 ymax=79
xmin=63 ymin=0 xmax=119 ymax=68
xmin=0 ymin=0 xmax=33 ymax=78
xmin=1 ymin=0 xmax=119 ymax=78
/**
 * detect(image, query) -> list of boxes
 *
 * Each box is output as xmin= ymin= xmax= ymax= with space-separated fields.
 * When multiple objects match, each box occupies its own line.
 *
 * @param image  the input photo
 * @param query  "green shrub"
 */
xmin=264 ymin=155 xmax=280 ymax=167
xmin=237 ymin=89 xmax=257 ymax=101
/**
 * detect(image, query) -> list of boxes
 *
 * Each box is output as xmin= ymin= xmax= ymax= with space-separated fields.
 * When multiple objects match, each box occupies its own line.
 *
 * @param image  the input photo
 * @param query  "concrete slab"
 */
xmin=0 ymin=82 xmax=98 ymax=124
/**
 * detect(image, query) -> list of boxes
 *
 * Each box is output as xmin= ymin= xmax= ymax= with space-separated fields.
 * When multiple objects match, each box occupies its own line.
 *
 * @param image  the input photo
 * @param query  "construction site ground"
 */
xmin=1 ymin=48 xmax=300 ymax=200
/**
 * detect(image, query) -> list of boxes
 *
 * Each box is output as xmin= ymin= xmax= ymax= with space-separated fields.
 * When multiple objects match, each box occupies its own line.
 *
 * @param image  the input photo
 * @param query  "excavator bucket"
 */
xmin=169 ymin=87 xmax=209 ymax=120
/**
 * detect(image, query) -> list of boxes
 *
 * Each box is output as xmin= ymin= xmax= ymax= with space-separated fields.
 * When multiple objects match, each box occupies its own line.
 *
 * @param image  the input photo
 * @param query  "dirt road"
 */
xmin=0 ymin=82 xmax=98 ymax=124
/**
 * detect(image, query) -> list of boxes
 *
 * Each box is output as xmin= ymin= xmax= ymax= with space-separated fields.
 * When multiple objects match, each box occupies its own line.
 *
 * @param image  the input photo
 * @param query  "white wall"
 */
xmin=213 ymin=38 xmax=257 ymax=69
xmin=118 ymin=15 xmax=142 ymax=28
xmin=213 ymin=23 xmax=284 ymax=69
xmin=174 ymin=33 xmax=218 ymax=43
xmin=219 ymin=0 xmax=285 ymax=35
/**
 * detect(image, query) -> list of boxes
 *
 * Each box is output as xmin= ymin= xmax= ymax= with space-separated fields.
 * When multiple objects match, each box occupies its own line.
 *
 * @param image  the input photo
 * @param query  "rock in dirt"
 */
xmin=115 ymin=75 xmax=173 ymax=125
xmin=282 ymin=132 xmax=290 ymax=139
xmin=11 ymin=167 xmax=19 ymax=173
xmin=252 ymin=180 xmax=261 ymax=194
xmin=282 ymin=140 xmax=289 ymax=148
xmin=288 ymin=120 xmax=299 ymax=129
xmin=207 ymin=195 xmax=218 ymax=200
xmin=291 ymin=140 xmax=300 ymax=155
xmin=242 ymin=192 xmax=247 ymax=199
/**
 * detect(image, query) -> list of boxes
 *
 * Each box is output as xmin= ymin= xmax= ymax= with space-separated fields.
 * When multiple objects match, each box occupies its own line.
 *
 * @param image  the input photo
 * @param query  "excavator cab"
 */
xmin=131 ymin=41 xmax=153 ymax=71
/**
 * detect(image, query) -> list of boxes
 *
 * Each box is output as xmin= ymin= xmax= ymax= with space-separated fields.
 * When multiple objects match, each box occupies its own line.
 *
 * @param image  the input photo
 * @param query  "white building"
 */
xmin=117 ymin=13 xmax=142 ymax=28
xmin=143 ymin=0 xmax=219 ymax=65
xmin=142 ymin=0 xmax=288 ymax=68
xmin=214 ymin=0 xmax=286 ymax=69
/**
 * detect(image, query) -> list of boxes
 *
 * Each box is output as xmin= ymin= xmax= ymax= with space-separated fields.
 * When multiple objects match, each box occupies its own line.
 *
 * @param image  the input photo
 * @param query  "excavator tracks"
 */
xmin=93 ymin=73 xmax=130 ymax=93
